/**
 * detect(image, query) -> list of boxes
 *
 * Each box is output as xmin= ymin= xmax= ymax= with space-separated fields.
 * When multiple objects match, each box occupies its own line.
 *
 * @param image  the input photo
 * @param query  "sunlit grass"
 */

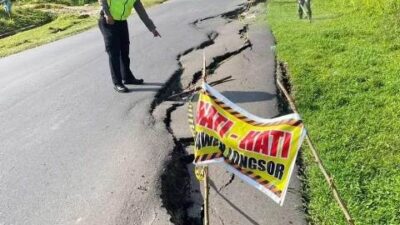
xmin=0 ymin=14 xmax=96 ymax=57
xmin=267 ymin=0 xmax=400 ymax=224
xmin=0 ymin=0 xmax=166 ymax=57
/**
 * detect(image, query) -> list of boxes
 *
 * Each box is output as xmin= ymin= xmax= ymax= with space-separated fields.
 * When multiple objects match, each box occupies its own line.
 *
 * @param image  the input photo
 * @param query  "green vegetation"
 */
xmin=0 ymin=14 xmax=96 ymax=56
xmin=267 ymin=0 xmax=400 ymax=225
xmin=0 ymin=0 xmax=166 ymax=57
xmin=0 ymin=0 xmax=98 ymax=57
xmin=18 ymin=0 xmax=98 ymax=6
xmin=0 ymin=8 xmax=54 ymax=35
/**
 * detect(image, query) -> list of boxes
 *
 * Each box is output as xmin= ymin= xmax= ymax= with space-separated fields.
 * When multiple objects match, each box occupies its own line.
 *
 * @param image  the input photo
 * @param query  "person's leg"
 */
xmin=306 ymin=0 xmax=312 ymax=19
xmin=119 ymin=21 xmax=143 ymax=84
xmin=119 ymin=21 xmax=133 ymax=81
xmin=298 ymin=0 xmax=304 ymax=19
xmin=99 ymin=18 xmax=124 ymax=86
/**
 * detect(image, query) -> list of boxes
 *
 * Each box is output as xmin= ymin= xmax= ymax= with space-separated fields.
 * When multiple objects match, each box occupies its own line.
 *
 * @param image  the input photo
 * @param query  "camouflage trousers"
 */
xmin=298 ymin=0 xmax=312 ymax=19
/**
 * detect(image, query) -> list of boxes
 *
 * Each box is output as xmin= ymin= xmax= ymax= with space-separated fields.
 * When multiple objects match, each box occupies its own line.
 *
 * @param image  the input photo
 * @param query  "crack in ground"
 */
xmin=177 ymin=31 xmax=219 ymax=59
xmin=188 ymin=37 xmax=252 ymax=89
xmin=157 ymin=35 xmax=252 ymax=224
xmin=239 ymin=24 xmax=249 ymax=39
xmin=276 ymin=61 xmax=310 ymax=219
xmin=276 ymin=61 xmax=294 ymax=116
xmin=164 ymin=103 xmax=185 ymax=135
xmin=159 ymin=103 xmax=196 ymax=225
xmin=218 ymin=174 xmax=235 ymax=192
xmin=149 ymin=1 xmax=263 ymax=225
xmin=190 ymin=3 xmax=247 ymax=26
xmin=186 ymin=16 xmax=253 ymax=89
xmin=150 ymin=34 xmax=219 ymax=224
xmin=149 ymin=31 xmax=218 ymax=113
xmin=191 ymin=0 xmax=266 ymax=26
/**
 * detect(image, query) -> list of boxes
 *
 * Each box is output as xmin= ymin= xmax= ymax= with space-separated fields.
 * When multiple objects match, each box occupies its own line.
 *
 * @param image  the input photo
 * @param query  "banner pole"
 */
xmin=203 ymin=166 xmax=210 ymax=225
xmin=202 ymin=50 xmax=207 ymax=83
xmin=201 ymin=50 xmax=210 ymax=225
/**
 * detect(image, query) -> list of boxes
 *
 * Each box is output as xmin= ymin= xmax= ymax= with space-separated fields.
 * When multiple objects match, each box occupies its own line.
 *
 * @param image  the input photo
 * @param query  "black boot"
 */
xmin=114 ymin=84 xmax=129 ymax=93
xmin=123 ymin=78 xmax=144 ymax=85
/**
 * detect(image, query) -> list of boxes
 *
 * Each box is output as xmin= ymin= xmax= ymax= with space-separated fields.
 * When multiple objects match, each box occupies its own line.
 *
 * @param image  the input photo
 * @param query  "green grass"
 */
xmin=0 ymin=0 xmax=166 ymax=57
xmin=18 ymin=0 xmax=98 ymax=6
xmin=266 ymin=0 xmax=400 ymax=225
xmin=0 ymin=7 xmax=54 ymax=35
xmin=0 ymin=14 xmax=96 ymax=56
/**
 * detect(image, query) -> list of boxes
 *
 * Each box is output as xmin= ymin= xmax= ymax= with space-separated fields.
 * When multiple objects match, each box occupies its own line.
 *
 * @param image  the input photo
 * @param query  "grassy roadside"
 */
xmin=266 ymin=1 xmax=400 ymax=225
xmin=0 ymin=7 xmax=54 ymax=35
xmin=0 ymin=14 xmax=96 ymax=57
xmin=0 ymin=0 xmax=166 ymax=57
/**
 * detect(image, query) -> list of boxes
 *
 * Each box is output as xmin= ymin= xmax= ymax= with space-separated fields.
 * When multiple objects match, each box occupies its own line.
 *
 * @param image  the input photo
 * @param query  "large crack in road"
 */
xmin=0 ymin=0 xmax=303 ymax=224
xmin=148 ymin=1 xmax=266 ymax=224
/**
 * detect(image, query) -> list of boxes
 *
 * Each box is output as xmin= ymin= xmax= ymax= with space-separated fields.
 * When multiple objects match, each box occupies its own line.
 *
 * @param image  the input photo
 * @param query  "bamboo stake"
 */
xmin=202 ymin=51 xmax=207 ymax=83
xmin=201 ymin=50 xmax=210 ymax=225
xmin=276 ymin=79 xmax=355 ymax=225
xmin=203 ymin=166 xmax=210 ymax=225
xmin=166 ymin=76 xmax=233 ymax=100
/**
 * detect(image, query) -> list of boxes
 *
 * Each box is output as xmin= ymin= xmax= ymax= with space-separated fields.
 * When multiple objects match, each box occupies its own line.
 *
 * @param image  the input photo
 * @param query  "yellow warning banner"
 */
xmin=193 ymin=83 xmax=306 ymax=205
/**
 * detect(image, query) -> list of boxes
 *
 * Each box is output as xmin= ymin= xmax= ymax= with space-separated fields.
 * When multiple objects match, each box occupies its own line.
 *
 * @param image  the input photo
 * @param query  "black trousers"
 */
xmin=98 ymin=17 xmax=135 ymax=85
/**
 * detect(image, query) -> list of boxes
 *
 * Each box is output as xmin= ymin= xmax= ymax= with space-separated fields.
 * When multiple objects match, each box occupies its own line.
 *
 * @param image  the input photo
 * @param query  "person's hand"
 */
xmin=151 ymin=29 xmax=161 ymax=38
xmin=105 ymin=15 xmax=114 ymax=25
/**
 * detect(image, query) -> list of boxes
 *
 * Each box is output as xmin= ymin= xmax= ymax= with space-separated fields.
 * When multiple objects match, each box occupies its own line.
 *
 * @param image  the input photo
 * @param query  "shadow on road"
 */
xmin=221 ymin=91 xmax=275 ymax=103
xmin=209 ymin=179 xmax=260 ymax=225
xmin=126 ymin=82 xmax=164 ymax=92
xmin=128 ymin=87 xmax=160 ymax=92
xmin=141 ymin=82 xmax=164 ymax=86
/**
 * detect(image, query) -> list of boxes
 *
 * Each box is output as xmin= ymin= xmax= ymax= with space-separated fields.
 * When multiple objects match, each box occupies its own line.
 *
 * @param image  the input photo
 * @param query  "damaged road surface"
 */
xmin=0 ymin=0 xmax=305 ymax=225
xmin=161 ymin=1 xmax=307 ymax=225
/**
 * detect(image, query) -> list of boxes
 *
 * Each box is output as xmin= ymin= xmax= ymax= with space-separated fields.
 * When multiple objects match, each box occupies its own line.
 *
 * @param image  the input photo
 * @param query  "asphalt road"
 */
xmin=168 ymin=3 xmax=307 ymax=223
xmin=0 ymin=0 xmax=305 ymax=224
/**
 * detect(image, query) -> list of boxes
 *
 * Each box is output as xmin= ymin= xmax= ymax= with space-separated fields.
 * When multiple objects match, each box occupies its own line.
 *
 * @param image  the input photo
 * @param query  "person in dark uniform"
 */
xmin=98 ymin=0 xmax=161 ymax=93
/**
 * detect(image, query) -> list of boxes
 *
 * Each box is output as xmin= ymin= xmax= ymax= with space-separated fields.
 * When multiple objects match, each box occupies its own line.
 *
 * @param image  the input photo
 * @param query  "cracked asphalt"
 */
xmin=168 ymin=2 xmax=307 ymax=224
xmin=0 ymin=0 xmax=305 ymax=224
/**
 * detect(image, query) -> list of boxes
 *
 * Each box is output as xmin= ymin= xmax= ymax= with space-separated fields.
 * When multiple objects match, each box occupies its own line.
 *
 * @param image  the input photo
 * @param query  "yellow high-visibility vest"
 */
xmin=107 ymin=0 xmax=137 ymax=21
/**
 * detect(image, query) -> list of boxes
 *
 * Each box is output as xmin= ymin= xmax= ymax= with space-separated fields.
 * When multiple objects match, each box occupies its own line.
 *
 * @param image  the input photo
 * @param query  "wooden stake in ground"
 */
xmin=202 ymin=51 xmax=207 ymax=83
xmin=201 ymin=50 xmax=210 ymax=225
xmin=203 ymin=166 xmax=210 ymax=225
xmin=276 ymin=77 xmax=354 ymax=225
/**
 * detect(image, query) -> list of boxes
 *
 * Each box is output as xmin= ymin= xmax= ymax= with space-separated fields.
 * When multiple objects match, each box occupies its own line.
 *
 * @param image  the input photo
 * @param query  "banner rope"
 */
xmin=276 ymin=78 xmax=355 ymax=225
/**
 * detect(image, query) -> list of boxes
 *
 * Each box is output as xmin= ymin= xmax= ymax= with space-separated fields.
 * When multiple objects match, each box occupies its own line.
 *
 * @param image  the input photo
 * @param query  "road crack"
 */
xmin=218 ymin=174 xmax=235 ymax=193
xmin=186 ymin=29 xmax=252 ymax=89
xmin=149 ymin=1 xmax=265 ymax=224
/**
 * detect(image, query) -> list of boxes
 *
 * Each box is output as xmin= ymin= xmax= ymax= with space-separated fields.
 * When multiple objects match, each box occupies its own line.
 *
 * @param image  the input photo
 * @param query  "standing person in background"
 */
xmin=98 ymin=0 xmax=161 ymax=93
xmin=298 ymin=0 xmax=312 ymax=20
